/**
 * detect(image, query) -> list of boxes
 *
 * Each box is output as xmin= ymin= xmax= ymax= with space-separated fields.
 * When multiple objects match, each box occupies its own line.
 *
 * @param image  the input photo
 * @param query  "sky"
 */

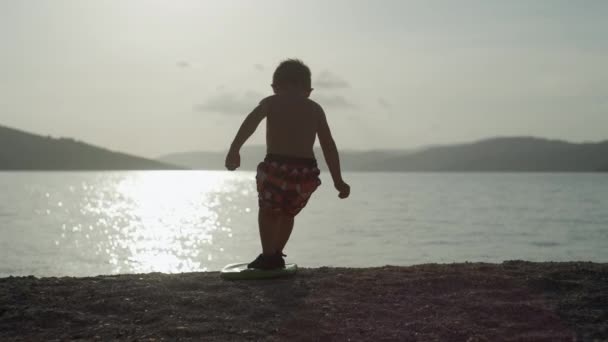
xmin=1 ymin=0 xmax=607 ymax=158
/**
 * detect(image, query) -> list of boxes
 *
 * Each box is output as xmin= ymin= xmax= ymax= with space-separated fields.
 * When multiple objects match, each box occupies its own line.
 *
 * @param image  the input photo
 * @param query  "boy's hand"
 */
xmin=334 ymin=180 xmax=350 ymax=199
xmin=225 ymin=150 xmax=240 ymax=171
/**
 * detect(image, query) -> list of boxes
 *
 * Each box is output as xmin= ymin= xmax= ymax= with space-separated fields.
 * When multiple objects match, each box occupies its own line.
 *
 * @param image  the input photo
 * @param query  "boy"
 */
xmin=225 ymin=59 xmax=350 ymax=270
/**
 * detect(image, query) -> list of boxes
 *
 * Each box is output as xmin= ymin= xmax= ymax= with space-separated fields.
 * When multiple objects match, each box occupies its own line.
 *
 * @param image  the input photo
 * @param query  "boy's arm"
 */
xmin=225 ymin=100 xmax=268 ymax=170
xmin=229 ymin=102 xmax=268 ymax=152
xmin=317 ymin=106 xmax=350 ymax=198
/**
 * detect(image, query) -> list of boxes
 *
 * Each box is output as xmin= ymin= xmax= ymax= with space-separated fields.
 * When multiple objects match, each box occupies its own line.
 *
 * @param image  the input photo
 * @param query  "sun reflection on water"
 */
xmin=72 ymin=171 xmax=254 ymax=274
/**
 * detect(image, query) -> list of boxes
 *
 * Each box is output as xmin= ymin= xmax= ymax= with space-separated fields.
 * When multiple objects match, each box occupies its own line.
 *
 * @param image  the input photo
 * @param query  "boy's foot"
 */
xmin=247 ymin=253 xmax=285 ymax=270
xmin=247 ymin=254 xmax=266 ymax=269
xmin=275 ymin=251 xmax=286 ymax=268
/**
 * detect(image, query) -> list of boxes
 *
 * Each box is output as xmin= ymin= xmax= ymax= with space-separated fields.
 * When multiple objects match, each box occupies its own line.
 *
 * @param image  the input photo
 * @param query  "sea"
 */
xmin=1 ymin=171 xmax=607 ymax=277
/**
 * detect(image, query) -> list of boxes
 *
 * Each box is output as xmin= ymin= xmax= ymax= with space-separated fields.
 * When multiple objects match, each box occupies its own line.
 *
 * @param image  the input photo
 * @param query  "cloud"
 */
xmin=378 ymin=97 xmax=391 ymax=108
xmin=176 ymin=61 xmax=190 ymax=68
xmin=194 ymin=91 xmax=264 ymax=115
xmin=313 ymin=94 xmax=357 ymax=109
xmin=254 ymin=64 xmax=265 ymax=71
xmin=314 ymin=70 xmax=350 ymax=89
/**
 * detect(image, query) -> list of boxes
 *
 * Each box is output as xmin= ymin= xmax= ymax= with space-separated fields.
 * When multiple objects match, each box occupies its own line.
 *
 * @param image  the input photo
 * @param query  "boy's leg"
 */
xmin=274 ymin=214 xmax=294 ymax=254
xmin=258 ymin=208 xmax=281 ymax=255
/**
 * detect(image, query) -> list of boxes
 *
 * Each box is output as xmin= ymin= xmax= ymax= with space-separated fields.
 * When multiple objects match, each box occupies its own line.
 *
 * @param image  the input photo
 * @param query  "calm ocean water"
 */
xmin=0 ymin=171 xmax=606 ymax=277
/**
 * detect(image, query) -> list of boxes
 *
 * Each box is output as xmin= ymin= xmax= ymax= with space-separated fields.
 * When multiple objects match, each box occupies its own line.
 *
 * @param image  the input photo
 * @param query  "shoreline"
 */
xmin=1 ymin=261 xmax=606 ymax=341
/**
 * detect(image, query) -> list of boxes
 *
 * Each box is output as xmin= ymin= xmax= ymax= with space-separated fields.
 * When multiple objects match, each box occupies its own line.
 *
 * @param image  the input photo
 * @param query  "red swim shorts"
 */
xmin=256 ymin=154 xmax=322 ymax=216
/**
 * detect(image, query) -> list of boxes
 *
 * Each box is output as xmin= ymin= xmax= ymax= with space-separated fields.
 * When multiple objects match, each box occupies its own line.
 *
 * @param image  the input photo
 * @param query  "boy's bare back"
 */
xmin=262 ymin=94 xmax=323 ymax=159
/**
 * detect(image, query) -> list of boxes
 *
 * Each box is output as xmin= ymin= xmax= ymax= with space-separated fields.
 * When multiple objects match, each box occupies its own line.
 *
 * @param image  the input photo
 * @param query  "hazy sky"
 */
xmin=1 ymin=0 xmax=607 ymax=158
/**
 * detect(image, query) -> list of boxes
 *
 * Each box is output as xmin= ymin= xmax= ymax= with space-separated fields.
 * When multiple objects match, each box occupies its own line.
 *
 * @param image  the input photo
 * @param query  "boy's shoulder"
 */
xmin=258 ymin=94 xmax=276 ymax=107
xmin=260 ymin=95 xmax=324 ymax=112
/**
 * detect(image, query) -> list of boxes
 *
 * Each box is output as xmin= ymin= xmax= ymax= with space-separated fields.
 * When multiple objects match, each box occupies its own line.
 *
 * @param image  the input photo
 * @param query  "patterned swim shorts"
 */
xmin=256 ymin=154 xmax=322 ymax=216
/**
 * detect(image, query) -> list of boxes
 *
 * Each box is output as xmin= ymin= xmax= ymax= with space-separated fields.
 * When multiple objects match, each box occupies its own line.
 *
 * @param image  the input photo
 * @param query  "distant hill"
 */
xmin=159 ymin=137 xmax=608 ymax=172
xmin=373 ymin=137 xmax=608 ymax=172
xmin=0 ymin=125 xmax=180 ymax=170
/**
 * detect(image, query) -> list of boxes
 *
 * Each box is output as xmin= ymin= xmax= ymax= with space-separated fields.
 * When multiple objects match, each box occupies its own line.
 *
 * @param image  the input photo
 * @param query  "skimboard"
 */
xmin=220 ymin=262 xmax=298 ymax=280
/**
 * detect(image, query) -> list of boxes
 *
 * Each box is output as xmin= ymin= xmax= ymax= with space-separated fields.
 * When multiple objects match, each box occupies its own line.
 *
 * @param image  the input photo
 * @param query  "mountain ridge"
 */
xmin=159 ymin=136 xmax=608 ymax=172
xmin=0 ymin=125 xmax=181 ymax=170
xmin=2 ymin=124 xmax=605 ymax=172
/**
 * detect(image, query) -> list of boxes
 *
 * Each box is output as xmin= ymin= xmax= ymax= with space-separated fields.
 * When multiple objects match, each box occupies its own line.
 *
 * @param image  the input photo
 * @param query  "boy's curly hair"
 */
xmin=272 ymin=59 xmax=311 ymax=89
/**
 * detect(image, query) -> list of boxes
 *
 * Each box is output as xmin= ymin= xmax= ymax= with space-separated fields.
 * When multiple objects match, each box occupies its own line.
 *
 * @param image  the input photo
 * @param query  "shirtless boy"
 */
xmin=225 ymin=59 xmax=350 ymax=270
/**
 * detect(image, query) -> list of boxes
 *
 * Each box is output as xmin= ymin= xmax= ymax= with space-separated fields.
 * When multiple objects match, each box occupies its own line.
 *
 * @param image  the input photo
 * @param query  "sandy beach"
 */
xmin=1 ymin=261 xmax=606 ymax=341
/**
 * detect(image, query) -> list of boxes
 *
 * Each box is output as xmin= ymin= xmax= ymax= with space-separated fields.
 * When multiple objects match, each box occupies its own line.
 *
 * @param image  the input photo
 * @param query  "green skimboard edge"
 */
xmin=220 ymin=262 xmax=298 ymax=280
